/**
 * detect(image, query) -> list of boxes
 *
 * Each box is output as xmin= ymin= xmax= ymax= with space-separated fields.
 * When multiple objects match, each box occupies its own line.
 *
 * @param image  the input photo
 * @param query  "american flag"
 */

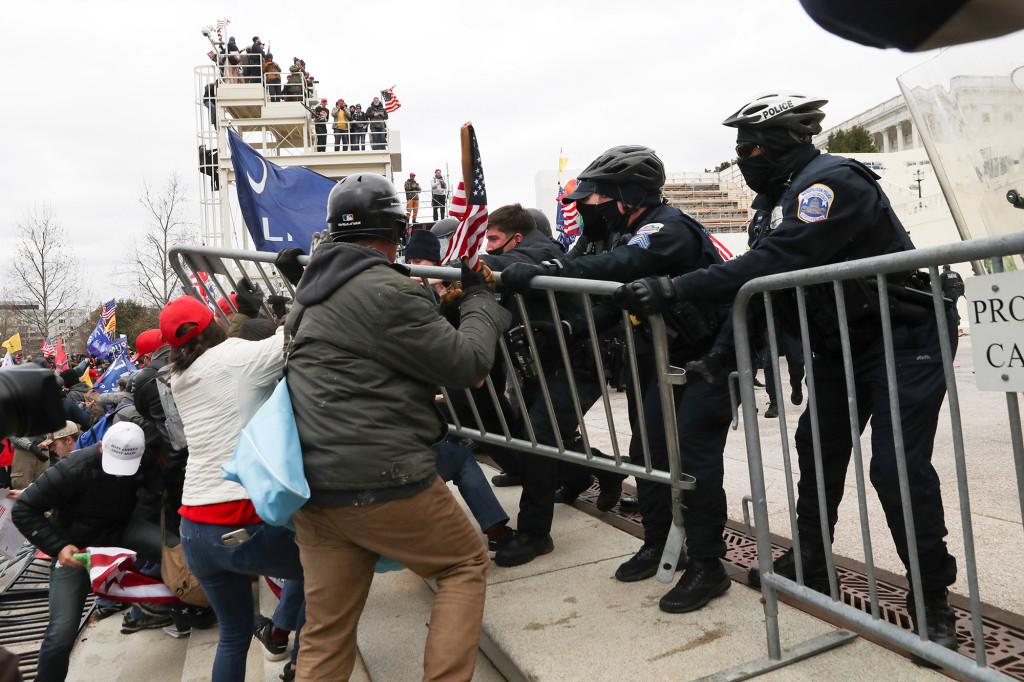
xmin=82 ymin=547 xmax=178 ymax=604
xmin=216 ymin=18 xmax=230 ymax=41
xmin=441 ymin=126 xmax=488 ymax=270
xmin=40 ymin=337 xmax=55 ymax=357
xmin=381 ymin=87 xmax=401 ymax=113
xmin=101 ymin=299 xmax=116 ymax=335
xmin=708 ymin=233 xmax=734 ymax=261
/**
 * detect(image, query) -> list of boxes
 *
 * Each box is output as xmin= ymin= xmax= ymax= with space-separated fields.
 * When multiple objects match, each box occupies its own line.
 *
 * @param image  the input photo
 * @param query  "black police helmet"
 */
xmin=327 ymin=174 xmax=408 ymax=246
xmin=526 ymin=208 xmax=551 ymax=238
xmin=577 ymin=145 xmax=666 ymax=192
xmin=430 ymin=217 xmax=459 ymax=239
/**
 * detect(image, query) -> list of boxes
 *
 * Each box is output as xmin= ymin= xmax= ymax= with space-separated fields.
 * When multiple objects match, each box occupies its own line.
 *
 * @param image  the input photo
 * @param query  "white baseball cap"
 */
xmin=101 ymin=422 xmax=146 ymax=476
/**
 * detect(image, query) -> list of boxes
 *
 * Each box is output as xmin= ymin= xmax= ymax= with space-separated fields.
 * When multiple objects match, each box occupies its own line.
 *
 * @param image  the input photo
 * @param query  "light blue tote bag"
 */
xmin=222 ymin=376 xmax=309 ymax=526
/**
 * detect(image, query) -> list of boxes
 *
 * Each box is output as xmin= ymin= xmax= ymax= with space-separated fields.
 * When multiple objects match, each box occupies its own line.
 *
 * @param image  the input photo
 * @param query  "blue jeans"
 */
xmin=180 ymin=518 xmax=304 ymax=682
xmin=435 ymin=442 xmax=508 ymax=532
xmin=36 ymin=517 xmax=163 ymax=681
xmin=36 ymin=561 xmax=90 ymax=682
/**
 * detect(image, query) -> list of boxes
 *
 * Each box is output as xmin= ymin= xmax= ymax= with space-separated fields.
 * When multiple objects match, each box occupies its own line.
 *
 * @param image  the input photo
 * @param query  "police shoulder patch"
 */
xmin=636 ymin=222 xmax=664 ymax=236
xmin=797 ymin=184 xmax=834 ymax=223
xmin=626 ymin=233 xmax=651 ymax=249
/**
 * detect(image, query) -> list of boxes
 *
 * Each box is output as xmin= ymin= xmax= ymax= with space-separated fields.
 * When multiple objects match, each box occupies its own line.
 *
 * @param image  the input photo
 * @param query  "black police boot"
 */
xmin=615 ymin=543 xmax=680 ymax=583
xmin=619 ymin=495 xmax=639 ymax=511
xmin=595 ymin=470 xmax=627 ymax=512
xmin=906 ymin=588 xmax=958 ymax=667
xmin=791 ymin=386 xmax=803 ymax=405
xmin=747 ymin=546 xmax=836 ymax=595
xmin=494 ymin=531 xmax=554 ymax=567
xmin=554 ymin=475 xmax=594 ymax=505
xmin=764 ymin=403 xmax=779 ymax=419
xmin=491 ymin=473 xmax=522 ymax=487
xmin=659 ymin=558 xmax=731 ymax=613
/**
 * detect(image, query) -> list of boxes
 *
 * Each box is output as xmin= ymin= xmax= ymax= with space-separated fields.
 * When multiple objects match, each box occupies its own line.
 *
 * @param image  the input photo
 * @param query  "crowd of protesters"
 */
xmin=203 ymin=34 xmax=390 ymax=155
xmin=2 ymin=92 xmax=967 ymax=682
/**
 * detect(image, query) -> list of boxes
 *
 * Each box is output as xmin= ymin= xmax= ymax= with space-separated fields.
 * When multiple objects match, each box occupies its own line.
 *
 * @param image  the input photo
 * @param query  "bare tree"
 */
xmin=127 ymin=174 xmax=199 ymax=308
xmin=6 ymin=206 xmax=83 ymax=340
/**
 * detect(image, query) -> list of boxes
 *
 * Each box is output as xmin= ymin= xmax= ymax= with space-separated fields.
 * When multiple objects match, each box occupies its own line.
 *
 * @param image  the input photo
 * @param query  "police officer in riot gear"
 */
xmin=615 ymin=91 xmax=960 ymax=655
xmin=501 ymin=146 xmax=736 ymax=613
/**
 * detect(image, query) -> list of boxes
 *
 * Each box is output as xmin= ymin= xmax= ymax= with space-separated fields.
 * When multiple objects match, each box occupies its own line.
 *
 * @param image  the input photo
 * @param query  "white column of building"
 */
xmin=911 ymin=121 xmax=919 ymax=150
xmin=881 ymin=126 xmax=891 ymax=153
xmin=895 ymin=121 xmax=904 ymax=151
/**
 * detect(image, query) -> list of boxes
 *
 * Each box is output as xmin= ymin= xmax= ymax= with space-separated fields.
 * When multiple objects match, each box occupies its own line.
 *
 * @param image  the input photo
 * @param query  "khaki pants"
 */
xmin=11 ymin=449 xmax=49 ymax=489
xmin=406 ymin=196 xmax=420 ymax=222
xmin=293 ymin=477 xmax=488 ymax=682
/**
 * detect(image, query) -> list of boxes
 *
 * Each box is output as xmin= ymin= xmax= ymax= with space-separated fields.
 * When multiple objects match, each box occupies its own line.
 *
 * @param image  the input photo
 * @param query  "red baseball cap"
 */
xmin=217 ymin=294 xmax=238 ymax=315
xmin=135 ymin=329 xmax=167 ymax=355
xmin=160 ymin=296 xmax=215 ymax=348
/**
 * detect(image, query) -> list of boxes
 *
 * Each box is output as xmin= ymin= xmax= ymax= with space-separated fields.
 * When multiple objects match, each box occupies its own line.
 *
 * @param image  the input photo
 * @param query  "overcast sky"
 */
xmin=1 ymin=1 xmax=939 ymax=304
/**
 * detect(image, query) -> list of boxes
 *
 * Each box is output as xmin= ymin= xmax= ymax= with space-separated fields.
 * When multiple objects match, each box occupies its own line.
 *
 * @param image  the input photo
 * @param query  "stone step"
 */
xmin=355 ymin=569 xmax=503 ymax=681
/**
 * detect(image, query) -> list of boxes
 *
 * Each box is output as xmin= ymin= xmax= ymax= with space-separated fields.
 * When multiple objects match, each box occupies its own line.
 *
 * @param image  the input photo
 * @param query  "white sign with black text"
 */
xmin=965 ymin=271 xmax=1024 ymax=392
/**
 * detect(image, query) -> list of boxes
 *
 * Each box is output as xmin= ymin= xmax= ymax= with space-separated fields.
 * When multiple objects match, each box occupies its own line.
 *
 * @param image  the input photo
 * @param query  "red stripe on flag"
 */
xmin=708 ymin=233 xmax=734 ymax=261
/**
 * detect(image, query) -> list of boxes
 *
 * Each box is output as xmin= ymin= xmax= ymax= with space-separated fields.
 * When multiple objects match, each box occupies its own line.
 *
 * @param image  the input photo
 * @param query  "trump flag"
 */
xmin=228 ymin=130 xmax=336 ymax=252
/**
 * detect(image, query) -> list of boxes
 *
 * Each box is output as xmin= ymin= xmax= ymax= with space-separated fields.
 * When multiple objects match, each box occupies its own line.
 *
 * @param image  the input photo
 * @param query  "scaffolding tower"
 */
xmin=194 ymin=64 xmax=402 ymax=250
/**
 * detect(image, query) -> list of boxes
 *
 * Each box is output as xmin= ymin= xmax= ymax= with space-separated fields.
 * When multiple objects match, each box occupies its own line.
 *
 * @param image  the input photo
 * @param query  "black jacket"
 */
xmin=366 ymin=102 xmax=388 ymax=131
xmin=12 ymin=445 xmax=145 ymax=558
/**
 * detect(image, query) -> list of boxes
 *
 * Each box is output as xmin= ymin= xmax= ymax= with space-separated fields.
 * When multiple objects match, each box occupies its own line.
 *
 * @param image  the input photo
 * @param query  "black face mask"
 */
xmin=737 ymin=154 xmax=775 ymax=195
xmin=595 ymin=200 xmax=628 ymax=234
xmin=577 ymin=202 xmax=608 ymax=239
xmin=486 ymin=234 xmax=518 ymax=256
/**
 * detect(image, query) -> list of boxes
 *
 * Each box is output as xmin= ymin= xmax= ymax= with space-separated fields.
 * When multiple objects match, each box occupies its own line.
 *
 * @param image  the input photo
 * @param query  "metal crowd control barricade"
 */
xmin=168 ymin=245 xmax=696 ymax=580
xmin=728 ymin=231 xmax=1024 ymax=681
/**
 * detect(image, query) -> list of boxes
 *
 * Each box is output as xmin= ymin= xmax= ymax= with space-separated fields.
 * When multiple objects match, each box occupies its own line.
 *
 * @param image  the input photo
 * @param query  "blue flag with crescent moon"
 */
xmin=227 ymin=130 xmax=337 ymax=252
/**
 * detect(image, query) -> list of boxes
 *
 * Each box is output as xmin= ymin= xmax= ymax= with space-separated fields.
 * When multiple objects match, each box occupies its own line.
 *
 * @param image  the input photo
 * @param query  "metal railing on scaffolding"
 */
xmin=168 ymin=244 xmax=701 ymax=583
xmin=728 ymin=230 xmax=1024 ymax=680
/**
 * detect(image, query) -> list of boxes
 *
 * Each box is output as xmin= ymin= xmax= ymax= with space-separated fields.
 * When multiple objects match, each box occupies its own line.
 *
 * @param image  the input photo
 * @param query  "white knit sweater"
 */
xmin=171 ymin=329 xmax=287 ymax=507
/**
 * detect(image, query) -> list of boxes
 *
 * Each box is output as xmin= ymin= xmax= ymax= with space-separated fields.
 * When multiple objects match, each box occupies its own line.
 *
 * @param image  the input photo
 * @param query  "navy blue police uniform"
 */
xmin=545 ymin=203 xmax=735 ymax=563
xmin=668 ymin=150 xmax=958 ymax=591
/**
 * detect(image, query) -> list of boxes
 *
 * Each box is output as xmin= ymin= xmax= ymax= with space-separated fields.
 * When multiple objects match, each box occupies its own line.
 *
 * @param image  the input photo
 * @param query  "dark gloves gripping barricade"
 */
xmin=235 ymin=282 xmax=265 ymax=317
xmin=498 ymin=260 xmax=564 ymax=294
xmin=267 ymin=294 xmax=292 ymax=320
xmin=612 ymin=276 xmax=677 ymax=316
xmin=275 ymin=248 xmax=307 ymax=286
xmin=458 ymin=259 xmax=496 ymax=302
xmin=684 ymin=349 xmax=729 ymax=385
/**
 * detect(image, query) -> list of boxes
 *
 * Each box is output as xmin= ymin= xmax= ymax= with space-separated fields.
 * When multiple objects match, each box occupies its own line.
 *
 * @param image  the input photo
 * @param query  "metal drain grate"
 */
xmin=0 ymin=547 xmax=94 ymax=681
xmin=569 ymin=481 xmax=1024 ymax=680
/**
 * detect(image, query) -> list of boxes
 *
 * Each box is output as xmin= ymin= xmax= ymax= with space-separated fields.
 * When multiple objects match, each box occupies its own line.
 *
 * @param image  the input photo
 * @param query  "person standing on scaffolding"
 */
xmin=614 ymin=91 xmax=960 ymax=660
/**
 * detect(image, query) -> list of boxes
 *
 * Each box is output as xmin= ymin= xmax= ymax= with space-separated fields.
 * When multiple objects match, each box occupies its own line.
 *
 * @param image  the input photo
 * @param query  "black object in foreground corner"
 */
xmin=0 ymin=365 xmax=65 ymax=438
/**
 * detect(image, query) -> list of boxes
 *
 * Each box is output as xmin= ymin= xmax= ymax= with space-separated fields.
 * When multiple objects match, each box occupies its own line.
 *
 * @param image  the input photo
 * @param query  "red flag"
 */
xmin=54 ymin=338 xmax=69 ymax=371
xmin=440 ymin=124 xmax=488 ymax=270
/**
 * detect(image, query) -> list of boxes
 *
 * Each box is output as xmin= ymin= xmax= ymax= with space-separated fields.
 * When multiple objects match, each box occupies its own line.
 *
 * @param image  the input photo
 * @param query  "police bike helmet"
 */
xmin=526 ymin=208 xmax=552 ymax=238
xmin=722 ymin=90 xmax=828 ymax=138
xmin=577 ymin=145 xmax=666 ymax=193
xmin=327 ymin=174 xmax=408 ymax=245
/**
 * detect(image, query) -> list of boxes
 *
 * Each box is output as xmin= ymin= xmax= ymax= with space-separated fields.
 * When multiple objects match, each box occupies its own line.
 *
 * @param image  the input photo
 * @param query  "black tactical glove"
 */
xmin=29 ymin=443 xmax=48 ymax=462
xmin=267 ymin=294 xmax=291 ymax=319
xmin=459 ymin=259 xmax=494 ymax=302
xmin=684 ymin=349 xmax=728 ymax=385
xmin=612 ymin=276 xmax=678 ymax=316
xmin=234 ymin=282 xmax=264 ymax=317
xmin=275 ymin=248 xmax=306 ymax=286
xmin=529 ymin=320 xmax=574 ymax=351
xmin=499 ymin=260 xmax=563 ymax=294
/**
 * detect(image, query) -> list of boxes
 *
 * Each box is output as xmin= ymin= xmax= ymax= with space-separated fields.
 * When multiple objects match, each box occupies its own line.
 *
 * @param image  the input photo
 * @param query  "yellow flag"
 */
xmin=1 ymin=333 xmax=21 ymax=354
xmin=559 ymin=157 xmax=569 ymax=174
xmin=104 ymin=314 xmax=116 ymax=336
xmin=81 ymin=371 xmax=93 ymax=388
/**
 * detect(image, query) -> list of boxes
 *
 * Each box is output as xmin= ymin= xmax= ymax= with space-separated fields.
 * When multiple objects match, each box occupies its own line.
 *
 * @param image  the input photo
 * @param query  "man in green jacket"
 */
xmin=287 ymin=173 xmax=511 ymax=682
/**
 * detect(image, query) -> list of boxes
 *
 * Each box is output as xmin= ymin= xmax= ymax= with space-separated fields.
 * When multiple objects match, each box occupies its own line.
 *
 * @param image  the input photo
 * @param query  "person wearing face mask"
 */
xmin=498 ymin=150 xmax=734 ymax=612
xmin=614 ymin=92 xmax=961 ymax=654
